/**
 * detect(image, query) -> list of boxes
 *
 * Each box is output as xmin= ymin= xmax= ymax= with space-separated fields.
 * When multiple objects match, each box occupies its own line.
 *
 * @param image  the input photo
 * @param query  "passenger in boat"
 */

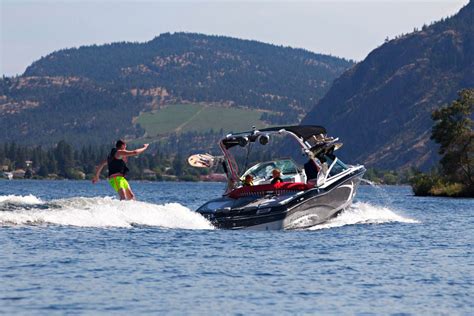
xmin=92 ymin=140 xmax=149 ymax=200
xmin=271 ymin=168 xmax=283 ymax=184
xmin=243 ymin=174 xmax=254 ymax=186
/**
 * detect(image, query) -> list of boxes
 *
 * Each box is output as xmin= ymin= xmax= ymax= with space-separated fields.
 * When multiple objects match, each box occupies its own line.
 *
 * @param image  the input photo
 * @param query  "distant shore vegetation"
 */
xmin=0 ymin=141 xmax=213 ymax=182
xmin=410 ymin=89 xmax=473 ymax=198
xmin=0 ymin=139 xmax=424 ymax=186
xmin=363 ymin=168 xmax=415 ymax=185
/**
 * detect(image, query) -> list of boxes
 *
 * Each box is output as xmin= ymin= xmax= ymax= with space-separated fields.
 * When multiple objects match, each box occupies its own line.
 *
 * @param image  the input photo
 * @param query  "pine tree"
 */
xmin=172 ymin=154 xmax=184 ymax=176
xmin=54 ymin=140 xmax=74 ymax=177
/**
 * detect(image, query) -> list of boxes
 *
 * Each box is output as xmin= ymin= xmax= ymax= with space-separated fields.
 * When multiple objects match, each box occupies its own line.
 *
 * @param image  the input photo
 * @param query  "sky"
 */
xmin=0 ymin=0 xmax=469 ymax=76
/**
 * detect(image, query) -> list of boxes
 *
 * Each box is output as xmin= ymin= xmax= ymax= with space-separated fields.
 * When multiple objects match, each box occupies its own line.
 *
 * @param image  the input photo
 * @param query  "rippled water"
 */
xmin=0 ymin=180 xmax=472 ymax=314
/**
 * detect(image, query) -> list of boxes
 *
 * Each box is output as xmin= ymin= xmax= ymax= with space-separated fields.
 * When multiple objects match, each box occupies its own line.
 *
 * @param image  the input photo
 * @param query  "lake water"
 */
xmin=0 ymin=180 xmax=472 ymax=315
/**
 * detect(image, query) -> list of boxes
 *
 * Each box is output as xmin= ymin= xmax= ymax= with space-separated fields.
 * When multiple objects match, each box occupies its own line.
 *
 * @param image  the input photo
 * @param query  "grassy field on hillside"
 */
xmin=136 ymin=104 xmax=270 ymax=136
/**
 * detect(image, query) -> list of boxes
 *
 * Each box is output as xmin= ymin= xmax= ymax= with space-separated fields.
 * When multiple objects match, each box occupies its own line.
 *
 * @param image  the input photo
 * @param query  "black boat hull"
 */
xmin=197 ymin=167 xmax=365 ymax=230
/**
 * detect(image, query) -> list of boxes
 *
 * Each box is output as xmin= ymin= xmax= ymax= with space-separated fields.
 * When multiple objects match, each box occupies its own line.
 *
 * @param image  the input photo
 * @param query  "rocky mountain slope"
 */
xmin=303 ymin=2 xmax=473 ymax=170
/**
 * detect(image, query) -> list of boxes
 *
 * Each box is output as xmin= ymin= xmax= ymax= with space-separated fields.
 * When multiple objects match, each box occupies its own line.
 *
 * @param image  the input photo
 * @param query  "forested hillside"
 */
xmin=303 ymin=2 xmax=473 ymax=170
xmin=24 ymin=33 xmax=351 ymax=115
xmin=0 ymin=77 xmax=143 ymax=145
xmin=0 ymin=33 xmax=353 ymax=149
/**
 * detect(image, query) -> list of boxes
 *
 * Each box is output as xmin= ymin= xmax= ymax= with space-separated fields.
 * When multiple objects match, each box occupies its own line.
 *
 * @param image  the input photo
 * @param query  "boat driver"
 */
xmin=271 ymin=169 xmax=283 ymax=184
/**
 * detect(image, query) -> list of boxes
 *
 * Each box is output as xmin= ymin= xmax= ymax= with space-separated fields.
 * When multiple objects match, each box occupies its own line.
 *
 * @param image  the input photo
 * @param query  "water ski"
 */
xmin=188 ymin=154 xmax=217 ymax=168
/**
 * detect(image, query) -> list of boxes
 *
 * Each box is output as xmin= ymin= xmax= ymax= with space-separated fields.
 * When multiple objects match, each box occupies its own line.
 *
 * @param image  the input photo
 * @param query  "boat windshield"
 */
xmin=224 ymin=132 xmax=306 ymax=183
xmin=323 ymin=154 xmax=349 ymax=177
xmin=241 ymin=159 xmax=300 ymax=182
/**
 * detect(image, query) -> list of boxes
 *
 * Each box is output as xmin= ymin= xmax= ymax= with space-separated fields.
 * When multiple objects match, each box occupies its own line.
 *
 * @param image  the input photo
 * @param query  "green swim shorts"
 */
xmin=109 ymin=176 xmax=129 ymax=192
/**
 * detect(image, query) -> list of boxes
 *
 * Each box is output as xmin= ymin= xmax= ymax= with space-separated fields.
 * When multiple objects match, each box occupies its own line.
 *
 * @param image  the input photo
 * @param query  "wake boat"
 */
xmin=189 ymin=125 xmax=366 ymax=230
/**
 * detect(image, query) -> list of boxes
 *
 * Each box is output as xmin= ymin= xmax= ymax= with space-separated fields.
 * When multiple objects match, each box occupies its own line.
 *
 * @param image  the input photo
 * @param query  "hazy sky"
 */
xmin=0 ymin=0 xmax=468 ymax=76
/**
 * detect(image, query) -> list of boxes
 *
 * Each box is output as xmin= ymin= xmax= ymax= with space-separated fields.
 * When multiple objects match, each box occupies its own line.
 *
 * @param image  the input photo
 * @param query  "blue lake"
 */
xmin=0 ymin=180 xmax=472 ymax=315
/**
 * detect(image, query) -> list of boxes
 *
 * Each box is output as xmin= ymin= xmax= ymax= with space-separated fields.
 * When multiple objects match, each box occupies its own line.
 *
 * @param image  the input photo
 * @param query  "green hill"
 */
xmin=135 ymin=103 xmax=269 ymax=137
xmin=0 ymin=33 xmax=353 ymax=148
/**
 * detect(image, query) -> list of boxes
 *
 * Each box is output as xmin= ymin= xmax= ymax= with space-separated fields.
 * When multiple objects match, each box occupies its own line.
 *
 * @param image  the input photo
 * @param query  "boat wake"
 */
xmin=0 ymin=195 xmax=214 ymax=229
xmin=308 ymin=201 xmax=419 ymax=230
xmin=0 ymin=195 xmax=417 ymax=231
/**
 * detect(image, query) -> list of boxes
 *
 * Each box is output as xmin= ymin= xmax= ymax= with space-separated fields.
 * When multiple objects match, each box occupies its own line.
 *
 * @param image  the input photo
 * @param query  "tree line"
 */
xmin=0 ymin=141 xmax=209 ymax=181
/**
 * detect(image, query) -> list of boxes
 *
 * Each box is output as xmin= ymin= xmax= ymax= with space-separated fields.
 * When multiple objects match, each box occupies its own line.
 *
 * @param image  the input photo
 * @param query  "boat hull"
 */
xmin=197 ymin=167 xmax=365 ymax=230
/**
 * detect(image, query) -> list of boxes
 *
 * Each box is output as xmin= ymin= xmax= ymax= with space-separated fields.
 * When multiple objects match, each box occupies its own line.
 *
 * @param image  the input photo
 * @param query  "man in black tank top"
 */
xmin=92 ymin=140 xmax=149 ymax=200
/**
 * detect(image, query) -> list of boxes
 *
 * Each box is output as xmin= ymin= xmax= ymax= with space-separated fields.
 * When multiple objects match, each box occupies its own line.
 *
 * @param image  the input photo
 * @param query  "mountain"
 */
xmin=0 ymin=33 xmax=353 ymax=148
xmin=0 ymin=76 xmax=143 ymax=145
xmin=303 ymin=2 xmax=473 ymax=170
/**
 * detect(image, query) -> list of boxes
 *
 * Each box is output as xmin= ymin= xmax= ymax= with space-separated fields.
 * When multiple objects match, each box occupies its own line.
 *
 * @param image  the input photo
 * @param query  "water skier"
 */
xmin=92 ymin=140 xmax=149 ymax=200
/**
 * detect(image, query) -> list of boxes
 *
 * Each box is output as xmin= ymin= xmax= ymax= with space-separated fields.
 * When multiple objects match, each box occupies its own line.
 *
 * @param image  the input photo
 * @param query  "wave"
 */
xmin=0 ymin=195 xmax=214 ymax=229
xmin=0 ymin=194 xmax=43 ymax=204
xmin=0 ymin=195 xmax=417 ymax=231
xmin=308 ymin=201 xmax=419 ymax=230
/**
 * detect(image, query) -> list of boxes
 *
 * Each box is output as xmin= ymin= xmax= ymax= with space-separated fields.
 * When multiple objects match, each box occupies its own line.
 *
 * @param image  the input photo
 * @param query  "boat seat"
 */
xmin=228 ymin=182 xmax=313 ymax=199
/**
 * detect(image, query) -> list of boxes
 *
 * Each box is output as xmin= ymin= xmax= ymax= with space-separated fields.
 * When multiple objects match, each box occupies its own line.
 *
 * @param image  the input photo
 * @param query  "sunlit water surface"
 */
xmin=0 ymin=180 xmax=472 ymax=315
